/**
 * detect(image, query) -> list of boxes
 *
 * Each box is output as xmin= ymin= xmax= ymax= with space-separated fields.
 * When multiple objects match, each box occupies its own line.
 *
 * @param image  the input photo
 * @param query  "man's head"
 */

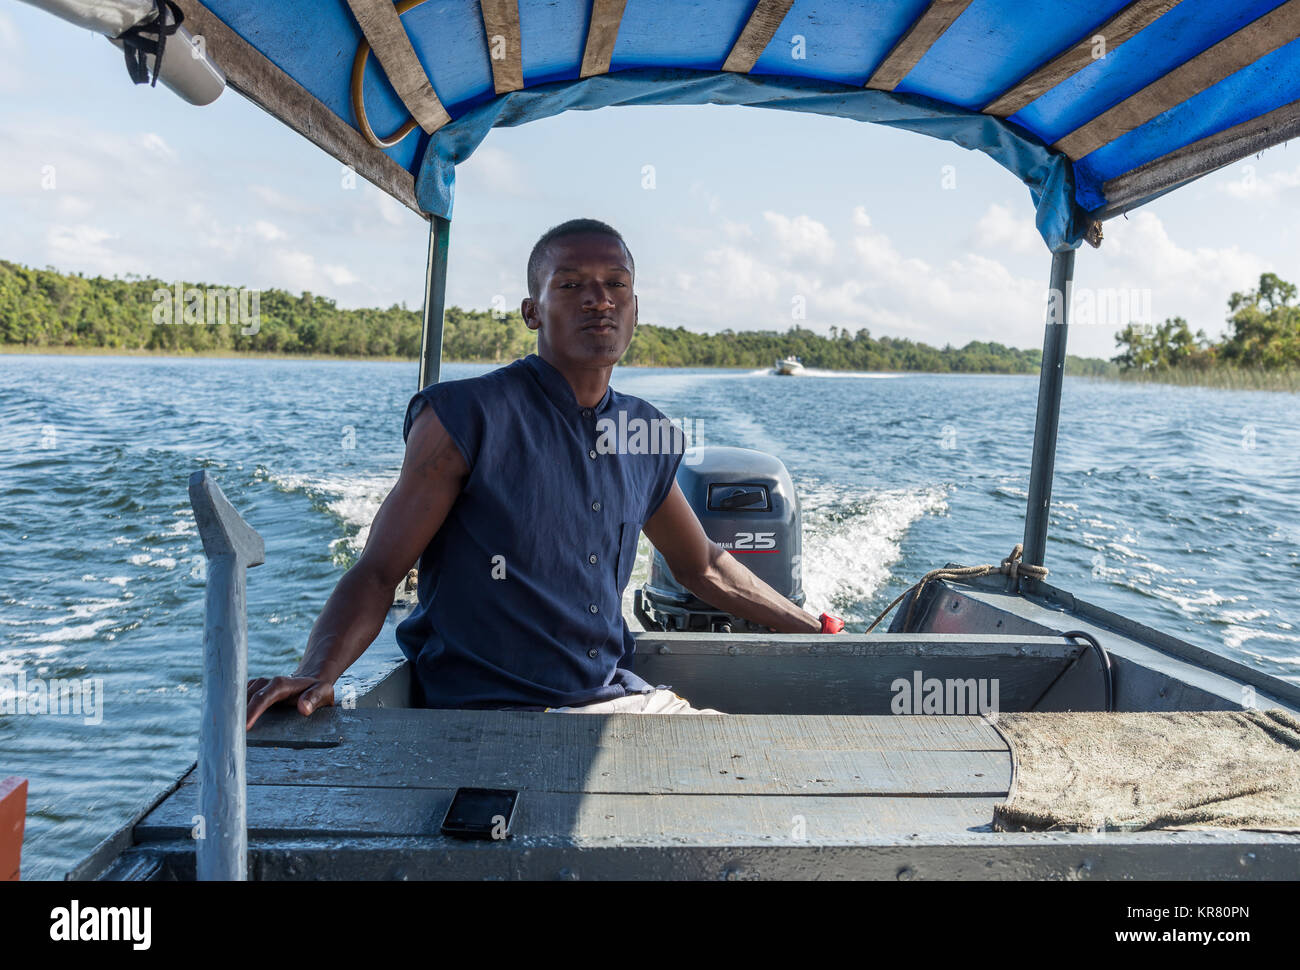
xmin=522 ymin=219 xmax=637 ymax=371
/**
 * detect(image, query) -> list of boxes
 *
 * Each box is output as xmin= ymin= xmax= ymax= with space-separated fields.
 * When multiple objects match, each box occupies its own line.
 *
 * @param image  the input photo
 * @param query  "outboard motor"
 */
xmin=636 ymin=446 xmax=803 ymax=632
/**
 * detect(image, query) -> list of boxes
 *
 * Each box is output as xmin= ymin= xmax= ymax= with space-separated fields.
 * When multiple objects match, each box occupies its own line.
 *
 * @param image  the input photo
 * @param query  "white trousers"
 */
xmin=546 ymin=688 xmax=725 ymax=715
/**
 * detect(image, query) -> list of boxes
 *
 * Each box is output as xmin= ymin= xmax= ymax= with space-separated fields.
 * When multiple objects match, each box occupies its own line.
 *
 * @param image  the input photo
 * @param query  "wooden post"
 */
xmin=188 ymin=470 xmax=264 ymax=881
xmin=1022 ymin=249 xmax=1075 ymax=585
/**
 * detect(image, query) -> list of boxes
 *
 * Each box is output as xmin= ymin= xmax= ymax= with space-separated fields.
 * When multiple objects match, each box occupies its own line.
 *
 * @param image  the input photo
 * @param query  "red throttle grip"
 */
xmin=819 ymin=612 xmax=845 ymax=634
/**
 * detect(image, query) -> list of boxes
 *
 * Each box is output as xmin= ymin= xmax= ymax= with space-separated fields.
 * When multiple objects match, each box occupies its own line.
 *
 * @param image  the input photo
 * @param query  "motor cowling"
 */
xmin=637 ymin=446 xmax=803 ymax=632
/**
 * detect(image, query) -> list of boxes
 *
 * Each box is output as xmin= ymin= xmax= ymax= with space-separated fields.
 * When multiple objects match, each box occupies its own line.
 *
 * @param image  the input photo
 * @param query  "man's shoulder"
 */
xmin=430 ymin=358 xmax=530 ymax=397
xmin=411 ymin=358 xmax=533 ymax=411
xmin=403 ymin=359 xmax=530 ymax=441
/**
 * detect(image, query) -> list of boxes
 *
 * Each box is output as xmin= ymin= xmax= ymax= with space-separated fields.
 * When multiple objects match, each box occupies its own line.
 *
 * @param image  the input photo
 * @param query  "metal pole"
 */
xmin=417 ymin=214 xmax=451 ymax=389
xmin=1022 ymin=249 xmax=1076 ymax=585
xmin=189 ymin=470 xmax=264 ymax=881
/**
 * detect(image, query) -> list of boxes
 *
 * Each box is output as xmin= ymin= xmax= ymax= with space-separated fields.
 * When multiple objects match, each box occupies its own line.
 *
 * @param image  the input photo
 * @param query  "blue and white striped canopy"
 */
xmin=181 ymin=0 xmax=1300 ymax=251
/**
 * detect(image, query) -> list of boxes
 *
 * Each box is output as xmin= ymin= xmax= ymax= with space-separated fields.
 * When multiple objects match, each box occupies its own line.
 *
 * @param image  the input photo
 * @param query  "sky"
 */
xmin=2 ymin=3 xmax=1299 ymax=360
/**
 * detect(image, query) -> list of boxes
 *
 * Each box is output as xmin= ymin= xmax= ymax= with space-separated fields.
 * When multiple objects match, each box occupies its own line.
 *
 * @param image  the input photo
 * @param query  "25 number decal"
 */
xmin=734 ymin=532 xmax=776 ymax=549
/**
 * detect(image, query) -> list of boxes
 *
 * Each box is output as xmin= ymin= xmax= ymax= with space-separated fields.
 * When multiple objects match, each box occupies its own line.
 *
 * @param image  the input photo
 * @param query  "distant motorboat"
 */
xmin=774 ymin=356 xmax=804 ymax=376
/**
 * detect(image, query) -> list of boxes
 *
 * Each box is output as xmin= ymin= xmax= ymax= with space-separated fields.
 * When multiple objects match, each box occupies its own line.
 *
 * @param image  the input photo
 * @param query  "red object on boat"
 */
xmin=819 ymin=612 xmax=845 ymax=634
xmin=0 ymin=776 xmax=27 ymax=881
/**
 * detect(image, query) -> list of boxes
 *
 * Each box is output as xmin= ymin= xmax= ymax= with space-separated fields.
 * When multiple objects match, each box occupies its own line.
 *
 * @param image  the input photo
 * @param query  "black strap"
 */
xmin=120 ymin=0 xmax=186 ymax=88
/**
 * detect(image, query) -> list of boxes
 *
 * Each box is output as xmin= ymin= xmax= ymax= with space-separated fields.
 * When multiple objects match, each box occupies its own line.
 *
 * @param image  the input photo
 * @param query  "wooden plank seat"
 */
xmin=136 ymin=709 xmax=1009 ymax=849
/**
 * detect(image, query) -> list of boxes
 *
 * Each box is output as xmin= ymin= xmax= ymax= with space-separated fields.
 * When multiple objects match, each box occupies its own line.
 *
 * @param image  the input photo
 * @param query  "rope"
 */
xmin=120 ymin=0 xmax=184 ymax=88
xmin=863 ymin=543 xmax=1048 ymax=634
xmin=350 ymin=0 xmax=430 ymax=149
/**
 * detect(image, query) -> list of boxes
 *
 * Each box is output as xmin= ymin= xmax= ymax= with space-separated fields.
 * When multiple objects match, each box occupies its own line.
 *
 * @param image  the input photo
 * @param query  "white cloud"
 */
xmin=845 ymin=224 xmax=1044 ymax=344
xmin=458 ymin=145 xmax=529 ymax=197
xmin=689 ymin=181 xmax=722 ymax=216
xmin=698 ymin=244 xmax=781 ymax=305
xmin=249 ymin=184 xmax=322 ymax=216
xmin=761 ymin=211 xmax=836 ymax=265
xmin=851 ymin=228 xmax=933 ymax=285
xmin=1218 ymin=162 xmax=1300 ymax=202
xmin=265 ymin=250 xmax=320 ymax=292
xmin=0 ymin=123 xmax=183 ymax=202
xmin=639 ymin=205 xmax=1047 ymax=349
xmin=139 ymin=132 xmax=175 ymax=159
xmin=324 ymin=263 xmax=359 ymax=287
xmin=719 ymin=218 xmax=753 ymax=241
xmin=55 ymin=195 xmax=94 ymax=219
xmin=266 ymin=249 xmax=359 ymax=293
xmin=972 ymin=202 xmax=1040 ymax=255
xmin=0 ymin=108 xmax=427 ymax=309
xmin=252 ymin=220 xmax=287 ymax=242
xmin=376 ymin=192 xmax=406 ymax=227
xmin=1094 ymin=210 xmax=1267 ymax=342
xmin=45 ymin=224 xmax=125 ymax=274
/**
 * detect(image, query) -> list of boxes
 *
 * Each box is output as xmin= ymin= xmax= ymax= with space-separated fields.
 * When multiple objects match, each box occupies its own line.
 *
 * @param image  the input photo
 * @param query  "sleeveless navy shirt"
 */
xmin=395 ymin=354 xmax=685 ymax=709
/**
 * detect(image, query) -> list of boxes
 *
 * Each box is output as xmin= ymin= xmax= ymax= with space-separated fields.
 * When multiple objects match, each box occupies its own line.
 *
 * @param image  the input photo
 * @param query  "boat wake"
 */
xmin=256 ymin=467 xmax=398 ymax=562
xmin=797 ymin=481 xmax=950 ymax=623
xmin=758 ymin=367 xmax=903 ymax=379
xmin=256 ymin=466 xmax=948 ymax=630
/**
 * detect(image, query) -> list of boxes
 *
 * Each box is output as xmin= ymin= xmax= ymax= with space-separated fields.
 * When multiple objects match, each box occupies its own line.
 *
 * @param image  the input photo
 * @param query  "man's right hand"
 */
xmin=246 ymin=675 xmax=335 ymax=730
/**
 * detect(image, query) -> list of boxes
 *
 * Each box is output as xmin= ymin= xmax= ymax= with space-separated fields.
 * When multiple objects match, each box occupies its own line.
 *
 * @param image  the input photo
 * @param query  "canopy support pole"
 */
xmin=418 ymin=215 xmax=450 ymax=389
xmin=1021 ymin=249 xmax=1075 ymax=588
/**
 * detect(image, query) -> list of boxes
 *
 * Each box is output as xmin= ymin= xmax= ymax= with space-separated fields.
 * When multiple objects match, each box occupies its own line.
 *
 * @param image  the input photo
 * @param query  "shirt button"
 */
xmin=588 ymin=449 xmax=597 ymax=460
xmin=588 ymin=648 xmax=599 ymax=658
xmin=592 ymin=501 xmax=601 ymax=512
xmin=589 ymin=603 xmax=599 ymax=614
xmin=581 ymin=408 xmax=593 ymax=418
xmin=589 ymin=554 xmax=598 ymax=565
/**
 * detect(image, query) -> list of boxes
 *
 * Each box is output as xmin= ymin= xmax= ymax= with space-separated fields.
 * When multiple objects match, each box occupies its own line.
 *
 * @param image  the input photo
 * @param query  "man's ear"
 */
xmin=521 ymin=297 xmax=540 ymax=332
xmin=633 ymin=294 xmax=638 ymax=328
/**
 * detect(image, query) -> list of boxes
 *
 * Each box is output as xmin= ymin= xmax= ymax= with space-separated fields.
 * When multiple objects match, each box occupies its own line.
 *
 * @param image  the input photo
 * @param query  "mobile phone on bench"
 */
xmin=440 ymin=787 xmax=518 ymax=840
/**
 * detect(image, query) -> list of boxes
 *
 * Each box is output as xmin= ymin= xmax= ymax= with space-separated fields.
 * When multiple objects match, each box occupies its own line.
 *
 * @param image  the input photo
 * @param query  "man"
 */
xmin=246 ymin=219 xmax=842 ymax=729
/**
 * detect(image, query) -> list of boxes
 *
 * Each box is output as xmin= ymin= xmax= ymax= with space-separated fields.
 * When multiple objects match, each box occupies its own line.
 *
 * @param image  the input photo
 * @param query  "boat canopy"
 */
xmin=175 ymin=0 xmax=1300 ymax=252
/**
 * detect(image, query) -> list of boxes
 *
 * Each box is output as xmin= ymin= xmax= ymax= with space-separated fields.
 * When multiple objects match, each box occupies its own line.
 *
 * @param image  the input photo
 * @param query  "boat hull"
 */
xmin=69 ymin=578 xmax=1300 ymax=881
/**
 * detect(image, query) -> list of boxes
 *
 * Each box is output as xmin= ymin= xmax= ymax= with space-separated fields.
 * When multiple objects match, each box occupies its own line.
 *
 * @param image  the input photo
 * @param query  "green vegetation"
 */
xmin=1 ymin=259 xmax=1112 ymax=375
xmin=622 ymin=323 xmax=1112 ymax=376
xmin=0 ymin=260 xmax=421 ymax=357
xmin=1112 ymin=272 xmax=1300 ymax=390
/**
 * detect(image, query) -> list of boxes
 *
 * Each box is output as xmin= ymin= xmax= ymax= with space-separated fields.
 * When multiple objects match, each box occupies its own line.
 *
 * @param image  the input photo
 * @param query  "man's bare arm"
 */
xmin=641 ymin=482 xmax=819 ymax=634
xmin=245 ymin=406 xmax=469 ymax=729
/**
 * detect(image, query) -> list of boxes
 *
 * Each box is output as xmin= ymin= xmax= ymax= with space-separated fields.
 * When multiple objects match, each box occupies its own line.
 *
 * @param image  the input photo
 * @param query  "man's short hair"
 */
xmin=527 ymin=218 xmax=635 ymax=301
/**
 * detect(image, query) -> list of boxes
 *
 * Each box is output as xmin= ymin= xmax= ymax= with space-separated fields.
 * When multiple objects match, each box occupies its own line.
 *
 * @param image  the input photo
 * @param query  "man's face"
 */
xmin=523 ymin=232 xmax=637 ymax=369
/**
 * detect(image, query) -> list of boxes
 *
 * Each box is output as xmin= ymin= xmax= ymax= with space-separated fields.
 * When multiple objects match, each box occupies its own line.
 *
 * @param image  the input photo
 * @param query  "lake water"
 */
xmin=1 ymin=354 xmax=1297 ymax=878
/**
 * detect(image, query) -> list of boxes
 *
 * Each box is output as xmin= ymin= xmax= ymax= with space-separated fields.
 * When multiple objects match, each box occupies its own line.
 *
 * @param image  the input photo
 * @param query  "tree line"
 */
xmin=1113 ymin=272 xmax=1299 ymax=373
xmin=1 ymin=259 xmax=1112 ymax=375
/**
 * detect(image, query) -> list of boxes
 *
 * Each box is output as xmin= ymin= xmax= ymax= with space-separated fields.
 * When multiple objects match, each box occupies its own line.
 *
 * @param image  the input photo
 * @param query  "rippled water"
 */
xmin=1 ymin=354 xmax=1297 ymax=878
